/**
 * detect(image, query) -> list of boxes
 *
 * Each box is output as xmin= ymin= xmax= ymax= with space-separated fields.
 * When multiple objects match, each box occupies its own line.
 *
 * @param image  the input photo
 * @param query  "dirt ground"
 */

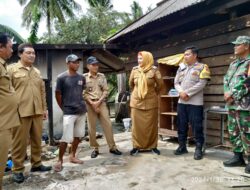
xmin=3 ymin=123 xmax=250 ymax=190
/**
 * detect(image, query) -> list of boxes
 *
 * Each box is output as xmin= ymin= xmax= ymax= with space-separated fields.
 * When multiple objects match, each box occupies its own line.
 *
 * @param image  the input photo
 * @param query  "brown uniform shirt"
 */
xmin=129 ymin=66 xmax=164 ymax=110
xmin=8 ymin=61 xmax=47 ymax=117
xmin=0 ymin=58 xmax=20 ymax=130
xmin=83 ymin=72 xmax=108 ymax=101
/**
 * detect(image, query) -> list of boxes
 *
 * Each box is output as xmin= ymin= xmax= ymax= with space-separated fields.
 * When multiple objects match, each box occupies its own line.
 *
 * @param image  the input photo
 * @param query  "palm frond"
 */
xmin=0 ymin=24 xmax=24 ymax=43
xmin=17 ymin=0 xmax=28 ymax=6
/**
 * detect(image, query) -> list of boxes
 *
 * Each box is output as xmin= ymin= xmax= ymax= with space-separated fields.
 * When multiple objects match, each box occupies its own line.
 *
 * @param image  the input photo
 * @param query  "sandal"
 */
xmin=54 ymin=162 xmax=63 ymax=172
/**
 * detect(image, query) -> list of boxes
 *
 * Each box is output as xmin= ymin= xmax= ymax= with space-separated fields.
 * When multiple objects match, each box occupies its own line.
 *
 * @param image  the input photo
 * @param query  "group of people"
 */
xmin=129 ymin=47 xmax=210 ymax=160
xmin=0 ymin=33 xmax=122 ymax=188
xmin=53 ymin=54 xmax=122 ymax=172
xmin=0 ymin=32 xmax=250 ymax=189
xmin=129 ymin=35 xmax=250 ymax=175
xmin=0 ymin=35 xmax=52 ymax=187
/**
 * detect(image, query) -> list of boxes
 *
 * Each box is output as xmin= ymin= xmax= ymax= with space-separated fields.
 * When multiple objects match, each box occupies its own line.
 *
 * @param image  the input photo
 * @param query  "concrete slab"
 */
xmin=3 ymin=132 xmax=250 ymax=190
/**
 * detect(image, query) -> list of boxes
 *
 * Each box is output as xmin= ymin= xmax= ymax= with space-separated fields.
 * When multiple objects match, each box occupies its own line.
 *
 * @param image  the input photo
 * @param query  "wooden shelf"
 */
xmin=161 ymin=112 xmax=177 ymax=116
xmin=158 ymin=64 xmax=180 ymax=138
xmin=158 ymin=128 xmax=177 ymax=137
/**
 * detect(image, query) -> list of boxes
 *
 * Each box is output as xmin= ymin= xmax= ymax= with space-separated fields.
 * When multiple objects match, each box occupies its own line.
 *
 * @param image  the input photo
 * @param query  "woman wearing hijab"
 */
xmin=129 ymin=51 xmax=163 ymax=155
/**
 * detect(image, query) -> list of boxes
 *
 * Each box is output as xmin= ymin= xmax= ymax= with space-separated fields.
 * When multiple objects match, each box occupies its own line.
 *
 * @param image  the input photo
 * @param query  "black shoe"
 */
xmin=130 ymin=148 xmax=139 ymax=156
xmin=223 ymin=152 xmax=246 ymax=167
xmin=91 ymin=150 xmax=99 ymax=158
xmin=152 ymin=148 xmax=160 ymax=155
xmin=110 ymin=149 xmax=122 ymax=155
xmin=194 ymin=146 xmax=203 ymax=160
xmin=245 ymin=163 xmax=250 ymax=174
xmin=30 ymin=164 xmax=52 ymax=172
xmin=174 ymin=145 xmax=188 ymax=155
xmin=12 ymin=173 xmax=25 ymax=183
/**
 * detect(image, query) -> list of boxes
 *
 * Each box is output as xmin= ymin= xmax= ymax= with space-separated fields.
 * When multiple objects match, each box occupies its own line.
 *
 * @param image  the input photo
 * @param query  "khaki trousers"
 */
xmin=0 ymin=129 xmax=12 ymax=189
xmin=12 ymin=115 xmax=43 ymax=173
xmin=87 ymin=102 xmax=116 ymax=150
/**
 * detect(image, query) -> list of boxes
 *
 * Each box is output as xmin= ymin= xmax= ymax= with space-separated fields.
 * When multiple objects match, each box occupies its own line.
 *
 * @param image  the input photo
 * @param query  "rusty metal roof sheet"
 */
xmin=107 ymin=0 xmax=206 ymax=42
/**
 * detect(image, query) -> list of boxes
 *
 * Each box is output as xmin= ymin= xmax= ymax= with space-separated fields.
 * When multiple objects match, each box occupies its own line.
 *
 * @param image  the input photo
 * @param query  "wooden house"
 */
xmin=105 ymin=0 xmax=250 ymax=146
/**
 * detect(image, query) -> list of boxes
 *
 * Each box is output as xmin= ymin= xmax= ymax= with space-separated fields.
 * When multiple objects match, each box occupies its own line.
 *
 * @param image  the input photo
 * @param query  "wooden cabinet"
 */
xmin=158 ymin=63 xmax=179 ymax=137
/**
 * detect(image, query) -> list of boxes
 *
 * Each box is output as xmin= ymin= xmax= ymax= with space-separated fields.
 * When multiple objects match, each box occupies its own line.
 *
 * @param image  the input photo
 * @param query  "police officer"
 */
xmin=223 ymin=36 xmax=250 ymax=174
xmin=0 ymin=33 xmax=20 ymax=189
xmin=174 ymin=46 xmax=211 ymax=160
xmin=84 ymin=56 xmax=122 ymax=158
xmin=8 ymin=43 xmax=51 ymax=183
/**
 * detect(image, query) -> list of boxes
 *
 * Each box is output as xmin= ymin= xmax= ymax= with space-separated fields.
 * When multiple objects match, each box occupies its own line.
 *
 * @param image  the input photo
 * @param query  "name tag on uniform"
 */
xmin=78 ymin=80 xmax=83 ymax=85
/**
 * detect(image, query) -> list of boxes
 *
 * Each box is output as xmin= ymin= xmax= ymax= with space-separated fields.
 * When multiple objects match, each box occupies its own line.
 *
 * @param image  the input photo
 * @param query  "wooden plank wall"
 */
xmin=124 ymin=14 xmax=250 ymax=146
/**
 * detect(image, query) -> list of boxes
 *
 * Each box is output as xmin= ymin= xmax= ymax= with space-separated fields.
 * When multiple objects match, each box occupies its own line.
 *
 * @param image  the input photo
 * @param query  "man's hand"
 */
xmin=224 ymin=92 xmax=231 ymax=101
xmin=43 ymin=110 xmax=48 ymax=120
xmin=90 ymin=100 xmax=102 ymax=113
xmin=224 ymin=93 xmax=234 ymax=104
xmin=179 ymin=91 xmax=189 ymax=101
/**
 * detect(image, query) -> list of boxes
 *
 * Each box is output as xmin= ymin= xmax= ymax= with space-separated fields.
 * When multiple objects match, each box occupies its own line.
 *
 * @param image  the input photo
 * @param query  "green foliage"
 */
xmin=17 ymin=0 xmax=81 ymax=43
xmin=0 ymin=24 xmax=24 ymax=44
xmin=106 ymin=73 xmax=117 ymax=102
xmin=130 ymin=1 xmax=143 ymax=21
xmin=86 ymin=0 xmax=113 ymax=9
xmin=27 ymin=5 xmax=41 ymax=44
xmin=41 ymin=6 xmax=128 ymax=44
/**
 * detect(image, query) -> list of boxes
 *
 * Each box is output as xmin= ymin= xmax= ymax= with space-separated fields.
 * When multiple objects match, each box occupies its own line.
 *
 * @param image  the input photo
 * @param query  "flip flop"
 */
xmin=54 ymin=162 xmax=63 ymax=172
xmin=69 ymin=157 xmax=84 ymax=164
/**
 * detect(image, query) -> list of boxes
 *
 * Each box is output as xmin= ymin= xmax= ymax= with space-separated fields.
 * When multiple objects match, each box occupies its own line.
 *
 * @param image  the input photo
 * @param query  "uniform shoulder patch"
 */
xmin=152 ymin=65 xmax=157 ymax=69
xmin=194 ymin=63 xmax=204 ymax=70
xmin=155 ymin=70 xmax=162 ymax=79
xmin=33 ymin=67 xmax=41 ymax=75
xmin=98 ymin=73 xmax=105 ymax=77
xmin=200 ymin=64 xmax=211 ymax=79
xmin=132 ymin=66 xmax=139 ymax=70
xmin=7 ymin=64 xmax=14 ymax=72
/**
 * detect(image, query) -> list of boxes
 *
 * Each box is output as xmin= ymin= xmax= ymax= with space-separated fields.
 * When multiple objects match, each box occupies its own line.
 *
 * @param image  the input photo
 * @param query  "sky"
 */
xmin=0 ymin=0 xmax=161 ymax=39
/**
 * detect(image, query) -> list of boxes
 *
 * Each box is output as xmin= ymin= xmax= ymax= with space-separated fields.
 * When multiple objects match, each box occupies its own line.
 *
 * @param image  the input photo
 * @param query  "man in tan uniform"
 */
xmin=8 ymin=43 xmax=51 ymax=183
xmin=0 ymin=33 xmax=20 ymax=189
xmin=84 ymin=56 xmax=122 ymax=158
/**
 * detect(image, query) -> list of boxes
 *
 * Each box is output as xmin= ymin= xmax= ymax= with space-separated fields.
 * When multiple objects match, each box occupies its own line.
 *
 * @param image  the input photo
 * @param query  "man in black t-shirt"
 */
xmin=54 ymin=54 xmax=87 ymax=172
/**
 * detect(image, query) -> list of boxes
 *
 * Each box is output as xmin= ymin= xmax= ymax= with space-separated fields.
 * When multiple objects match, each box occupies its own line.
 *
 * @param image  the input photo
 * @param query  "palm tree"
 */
xmin=86 ymin=0 xmax=113 ymax=9
xmin=0 ymin=24 xmax=24 ymax=44
xmin=17 ymin=0 xmax=82 ymax=43
xmin=117 ymin=1 xmax=144 ymax=25
xmin=130 ymin=1 xmax=143 ymax=20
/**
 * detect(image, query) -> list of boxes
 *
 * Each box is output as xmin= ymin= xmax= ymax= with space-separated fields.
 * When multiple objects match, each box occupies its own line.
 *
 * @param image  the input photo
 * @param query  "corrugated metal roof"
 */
xmin=107 ymin=0 xmax=206 ymax=42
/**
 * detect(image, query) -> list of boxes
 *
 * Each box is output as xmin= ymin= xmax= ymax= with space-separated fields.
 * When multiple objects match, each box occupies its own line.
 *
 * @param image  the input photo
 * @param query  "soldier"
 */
xmin=223 ymin=36 xmax=250 ymax=174
xmin=8 ymin=43 xmax=51 ymax=183
xmin=174 ymin=46 xmax=211 ymax=160
xmin=54 ymin=54 xmax=87 ymax=172
xmin=0 ymin=33 xmax=20 ymax=189
xmin=84 ymin=56 xmax=122 ymax=158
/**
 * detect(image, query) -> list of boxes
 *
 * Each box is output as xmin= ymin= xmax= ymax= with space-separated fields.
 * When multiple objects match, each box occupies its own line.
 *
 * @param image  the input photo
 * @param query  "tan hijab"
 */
xmin=137 ymin=51 xmax=154 ymax=99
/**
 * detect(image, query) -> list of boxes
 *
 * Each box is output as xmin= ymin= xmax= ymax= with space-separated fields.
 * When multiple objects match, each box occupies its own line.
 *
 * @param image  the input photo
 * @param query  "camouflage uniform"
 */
xmin=224 ymin=55 xmax=250 ymax=154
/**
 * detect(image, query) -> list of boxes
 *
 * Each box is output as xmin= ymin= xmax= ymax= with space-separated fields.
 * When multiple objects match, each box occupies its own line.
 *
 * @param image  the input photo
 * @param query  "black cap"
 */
xmin=66 ymin=54 xmax=81 ymax=63
xmin=87 ymin=56 xmax=99 ymax=64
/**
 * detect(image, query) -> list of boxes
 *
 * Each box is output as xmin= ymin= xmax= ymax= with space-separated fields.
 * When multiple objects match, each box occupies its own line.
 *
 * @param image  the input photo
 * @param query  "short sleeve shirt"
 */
xmin=56 ymin=71 xmax=87 ymax=115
